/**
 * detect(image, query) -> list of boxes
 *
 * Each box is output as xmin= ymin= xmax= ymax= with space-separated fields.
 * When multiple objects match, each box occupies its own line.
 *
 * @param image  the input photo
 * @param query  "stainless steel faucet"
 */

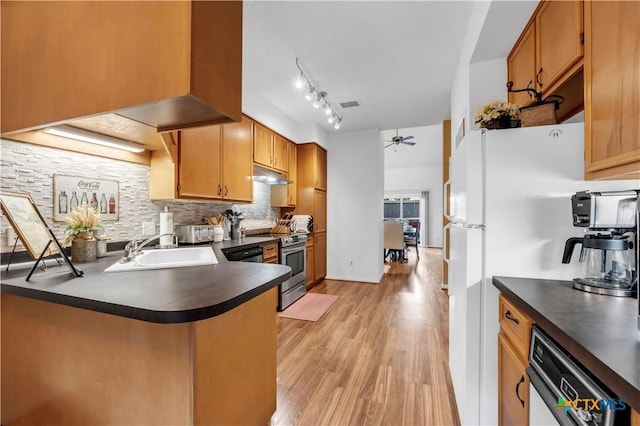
xmin=122 ymin=233 xmax=177 ymax=262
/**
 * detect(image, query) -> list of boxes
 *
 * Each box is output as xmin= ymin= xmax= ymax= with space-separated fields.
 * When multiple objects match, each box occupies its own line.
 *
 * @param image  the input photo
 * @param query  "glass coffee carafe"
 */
xmin=563 ymin=233 xmax=636 ymax=296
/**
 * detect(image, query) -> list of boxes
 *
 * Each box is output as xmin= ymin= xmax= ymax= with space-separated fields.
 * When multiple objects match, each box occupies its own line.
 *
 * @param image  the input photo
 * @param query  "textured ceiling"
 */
xmin=243 ymin=1 xmax=475 ymax=134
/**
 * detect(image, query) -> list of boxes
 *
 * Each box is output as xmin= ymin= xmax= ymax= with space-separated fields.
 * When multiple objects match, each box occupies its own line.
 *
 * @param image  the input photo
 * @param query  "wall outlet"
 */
xmin=142 ymin=221 xmax=156 ymax=236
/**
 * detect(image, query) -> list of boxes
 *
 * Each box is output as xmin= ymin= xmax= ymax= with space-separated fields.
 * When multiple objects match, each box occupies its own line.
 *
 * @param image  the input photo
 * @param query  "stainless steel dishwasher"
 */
xmin=222 ymin=246 xmax=263 ymax=263
xmin=527 ymin=325 xmax=630 ymax=426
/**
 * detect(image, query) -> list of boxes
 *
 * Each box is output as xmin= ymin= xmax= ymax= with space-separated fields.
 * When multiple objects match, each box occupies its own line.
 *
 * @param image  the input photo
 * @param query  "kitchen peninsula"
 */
xmin=1 ymin=252 xmax=291 ymax=425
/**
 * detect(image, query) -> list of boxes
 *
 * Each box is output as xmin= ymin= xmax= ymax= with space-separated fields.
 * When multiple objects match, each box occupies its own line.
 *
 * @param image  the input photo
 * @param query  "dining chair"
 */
xmin=404 ymin=222 xmax=419 ymax=260
xmin=384 ymin=221 xmax=405 ymax=262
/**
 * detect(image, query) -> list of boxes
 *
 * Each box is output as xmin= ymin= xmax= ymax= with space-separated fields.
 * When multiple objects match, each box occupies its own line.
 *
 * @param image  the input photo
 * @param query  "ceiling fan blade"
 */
xmin=401 ymin=141 xmax=416 ymax=145
xmin=384 ymin=143 xmax=394 ymax=148
xmin=401 ymin=135 xmax=415 ymax=141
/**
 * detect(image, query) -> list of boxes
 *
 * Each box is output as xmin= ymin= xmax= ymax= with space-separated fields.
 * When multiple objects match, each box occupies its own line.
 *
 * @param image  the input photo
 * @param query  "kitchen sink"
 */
xmin=104 ymin=247 xmax=218 ymax=272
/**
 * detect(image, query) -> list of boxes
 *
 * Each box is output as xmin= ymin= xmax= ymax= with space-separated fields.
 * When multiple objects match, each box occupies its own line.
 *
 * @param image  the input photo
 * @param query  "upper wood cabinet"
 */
xmin=536 ymin=1 xmax=584 ymax=93
xmin=298 ymin=143 xmax=327 ymax=191
xmin=508 ymin=24 xmax=536 ymax=107
xmin=1 ymin=1 xmax=242 ymax=134
xmin=150 ymin=117 xmax=253 ymax=202
xmin=584 ymin=1 xmax=640 ymax=180
xmin=253 ymin=123 xmax=275 ymax=169
xmin=221 ymin=117 xmax=254 ymax=202
xmin=253 ymin=122 xmax=289 ymax=173
xmin=507 ymin=1 xmax=583 ymax=105
xmin=271 ymin=142 xmax=297 ymax=207
xmin=178 ymin=125 xmax=223 ymax=199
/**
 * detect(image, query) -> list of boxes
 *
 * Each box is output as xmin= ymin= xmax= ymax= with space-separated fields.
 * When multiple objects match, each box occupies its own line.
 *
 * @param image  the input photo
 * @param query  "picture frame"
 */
xmin=0 ymin=191 xmax=60 ymax=259
xmin=53 ymin=174 xmax=119 ymax=221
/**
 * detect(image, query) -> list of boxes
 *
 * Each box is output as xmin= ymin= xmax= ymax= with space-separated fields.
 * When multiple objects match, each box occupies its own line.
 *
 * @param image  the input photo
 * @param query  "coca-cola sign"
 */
xmin=53 ymin=174 xmax=119 ymax=222
xmin=76 ymin=180 xmax=101 ymax=190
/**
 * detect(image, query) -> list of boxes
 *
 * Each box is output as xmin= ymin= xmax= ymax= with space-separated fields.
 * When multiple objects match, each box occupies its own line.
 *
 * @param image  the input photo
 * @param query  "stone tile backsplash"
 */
xmin=0 ymin=139 xmax=280 ymax=253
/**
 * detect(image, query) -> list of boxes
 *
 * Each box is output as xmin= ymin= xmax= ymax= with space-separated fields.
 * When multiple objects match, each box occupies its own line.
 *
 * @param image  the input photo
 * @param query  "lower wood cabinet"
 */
xmin=314 ymin=232 xmax=326 ymax=283
xmin=262 ymin=242 xmax=278 ymax=264
xmin=498 ymin=333 xmax=529 ymax=426
xmin=305 ymin=238 xmax=314 ymax=288
xmin=498 ymin=294 xmax=532 ymax=426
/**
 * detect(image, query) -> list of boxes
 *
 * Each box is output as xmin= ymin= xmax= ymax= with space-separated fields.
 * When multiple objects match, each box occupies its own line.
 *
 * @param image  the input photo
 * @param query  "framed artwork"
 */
xmin=53 ymin=174 xmax=119 ymax=222
xmin=0 ymin=191 xmax=60 ymax=259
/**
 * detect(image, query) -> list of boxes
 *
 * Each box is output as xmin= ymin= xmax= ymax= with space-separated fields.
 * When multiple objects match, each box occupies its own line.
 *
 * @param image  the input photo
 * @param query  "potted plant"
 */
xmin=64 ymin=205 xmax=103 ymax=262
xmin=474 ymin=101 xmax=522 ymax=129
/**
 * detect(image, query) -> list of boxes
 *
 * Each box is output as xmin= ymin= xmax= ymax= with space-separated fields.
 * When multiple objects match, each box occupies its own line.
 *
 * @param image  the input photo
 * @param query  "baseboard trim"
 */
xmin=325 ymin=275 xmax=381 ymax=284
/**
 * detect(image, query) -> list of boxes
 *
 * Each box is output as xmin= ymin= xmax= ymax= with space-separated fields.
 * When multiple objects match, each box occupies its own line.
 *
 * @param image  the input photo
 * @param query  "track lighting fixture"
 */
xmin=294 ymin=57 xmax=344 ymax=130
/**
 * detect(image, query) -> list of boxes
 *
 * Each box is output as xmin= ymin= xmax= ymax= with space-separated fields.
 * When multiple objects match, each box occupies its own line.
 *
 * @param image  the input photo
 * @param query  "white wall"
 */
xmin=469 ymin=58 xmax=508 ymax=128
xmin=450 ymin=1 xmax=492 ymax=148
xmin=242 ymin=84 xmax=329 ymax=147
xmin=384 ymin=166 xmax=443 ymax=247
xmin=327 ymin=129 xmax=384 ymax=283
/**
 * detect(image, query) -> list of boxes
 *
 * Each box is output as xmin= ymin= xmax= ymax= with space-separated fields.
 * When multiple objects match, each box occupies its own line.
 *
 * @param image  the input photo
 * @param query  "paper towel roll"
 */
xmin=159 ymin=206 xmax=173 ymax=247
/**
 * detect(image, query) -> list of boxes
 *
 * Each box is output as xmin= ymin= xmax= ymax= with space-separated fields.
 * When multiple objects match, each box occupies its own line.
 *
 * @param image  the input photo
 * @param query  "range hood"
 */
xmin=1 ymin=1 xmax=242 ymax=148
xmin=253 ymin=165 xmax=291 ymax=185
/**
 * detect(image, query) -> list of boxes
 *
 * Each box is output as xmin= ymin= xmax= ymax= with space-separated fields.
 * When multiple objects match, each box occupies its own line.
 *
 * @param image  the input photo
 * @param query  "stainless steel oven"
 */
xmin=279 ymin=234 xmax=307 ymax=310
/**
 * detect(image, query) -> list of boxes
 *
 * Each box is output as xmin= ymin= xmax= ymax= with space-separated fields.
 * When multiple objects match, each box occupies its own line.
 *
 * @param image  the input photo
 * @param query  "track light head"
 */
xmin=334 ymin=117 xmax=342 ymax=130
xmin=305 ymin=86 xmax=315 ymax=101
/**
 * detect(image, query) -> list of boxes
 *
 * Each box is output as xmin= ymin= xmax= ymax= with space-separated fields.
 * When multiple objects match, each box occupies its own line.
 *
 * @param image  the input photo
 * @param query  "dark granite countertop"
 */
xmin=1 ymin=250 xmax=291 ymax=324
xmin=493 ymin=276 xmax=640 ymax=411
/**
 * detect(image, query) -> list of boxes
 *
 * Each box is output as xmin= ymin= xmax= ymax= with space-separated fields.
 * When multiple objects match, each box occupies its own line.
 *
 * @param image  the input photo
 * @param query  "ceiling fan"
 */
xmin=385 ymin=129 xmax=416 ymax=149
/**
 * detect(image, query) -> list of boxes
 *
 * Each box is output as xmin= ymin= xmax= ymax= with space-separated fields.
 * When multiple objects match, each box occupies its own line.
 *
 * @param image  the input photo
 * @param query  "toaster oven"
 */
xmin=175 ymin=224 xmax=216 ymax=244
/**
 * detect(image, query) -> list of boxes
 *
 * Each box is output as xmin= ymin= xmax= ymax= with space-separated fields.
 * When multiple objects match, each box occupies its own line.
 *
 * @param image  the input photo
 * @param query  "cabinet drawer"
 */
xmin=262 ymin=242 xmax=279 ymax=262
xmin=499 ymin=294 xmax=533 ymax=360
xmin=264 ymin=258 xmax=279 ymax=265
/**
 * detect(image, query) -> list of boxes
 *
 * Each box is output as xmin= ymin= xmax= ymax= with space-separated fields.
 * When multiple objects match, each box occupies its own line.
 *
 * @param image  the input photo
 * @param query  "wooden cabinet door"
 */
xmin=222 ymin=117 xmax=253 ymax=202
xmin=507 ymin=23 xmax=536 ymax=106
xmin=536 ymin=0 xmax=584 ymax=93
xmin=314 ymin=232 xmax=326 ymax=282
xmin=315 ymin=146 xmax=327 ymax=190
xmin=306 ymin=243 xmax=315 ymax=288
xmin=288 ymin=143 xmax=297 ymax=206
xmin=178 ymin=125 xmax=222 ymax=199
xmin=498 ymin=333 xmax=529 ymax=426
xmin=253 ymin=122 xmax=273 ymax=169
xmin=272 ymin=134 xmax=289 ymax=173
xmin=584 ymin=0 xmax=640 ymax=180
xmin=314 ymin=190 xmax=327 ymax=233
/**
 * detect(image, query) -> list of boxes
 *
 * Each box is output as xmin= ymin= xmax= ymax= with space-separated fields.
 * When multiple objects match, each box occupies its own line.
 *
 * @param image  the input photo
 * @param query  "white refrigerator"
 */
xmin=444 ymin=123 xmax=637 ymax=426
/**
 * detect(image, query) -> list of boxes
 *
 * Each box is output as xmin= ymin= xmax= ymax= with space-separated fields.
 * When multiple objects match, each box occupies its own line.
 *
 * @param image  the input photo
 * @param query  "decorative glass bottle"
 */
xmin=70 ymin=191 xmax=79 ymax=210
xmin=58 ymin=190 xmax=68 ymax=214
xmin=100 ymin=193 xmax=108 ymax=214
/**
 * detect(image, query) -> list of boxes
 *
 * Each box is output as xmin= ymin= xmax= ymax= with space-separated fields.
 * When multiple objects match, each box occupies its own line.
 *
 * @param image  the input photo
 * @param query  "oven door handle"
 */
xmin=281 ymin=246 xmax=306 ymax=255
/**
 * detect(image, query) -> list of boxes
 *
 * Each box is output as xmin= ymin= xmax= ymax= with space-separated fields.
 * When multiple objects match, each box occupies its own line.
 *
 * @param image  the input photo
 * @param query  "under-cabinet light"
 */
xmin=43 ymin=124 xmax=145 ymax=153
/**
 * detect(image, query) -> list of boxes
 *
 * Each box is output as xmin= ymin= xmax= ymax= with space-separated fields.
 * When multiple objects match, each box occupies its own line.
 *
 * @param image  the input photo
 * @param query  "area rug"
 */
xmin=277 ymin=293 xmax=339 ymax=322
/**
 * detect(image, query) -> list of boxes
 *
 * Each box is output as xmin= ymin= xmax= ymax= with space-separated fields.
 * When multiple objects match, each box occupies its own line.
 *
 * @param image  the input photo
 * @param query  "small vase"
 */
xmin=71 ymin=239 xmax=97 ymax=262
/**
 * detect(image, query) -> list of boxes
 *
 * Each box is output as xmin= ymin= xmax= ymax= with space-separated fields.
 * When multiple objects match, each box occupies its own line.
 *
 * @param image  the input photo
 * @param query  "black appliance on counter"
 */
xmin=527 ymin=325 xmax=630 ymax=426
xmin=562 ymin=190 xmax=638 ymax=298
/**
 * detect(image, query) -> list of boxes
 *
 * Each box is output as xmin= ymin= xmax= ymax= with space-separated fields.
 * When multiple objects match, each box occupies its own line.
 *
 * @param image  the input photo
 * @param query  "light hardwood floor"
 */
xmin=272 ymin=248 xmax=460 ymax=426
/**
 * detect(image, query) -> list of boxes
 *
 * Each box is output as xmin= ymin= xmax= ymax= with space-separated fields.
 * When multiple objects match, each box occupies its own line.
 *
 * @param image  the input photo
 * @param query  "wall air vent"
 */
xmin=339 ymin=100 xmax=361 ymax=109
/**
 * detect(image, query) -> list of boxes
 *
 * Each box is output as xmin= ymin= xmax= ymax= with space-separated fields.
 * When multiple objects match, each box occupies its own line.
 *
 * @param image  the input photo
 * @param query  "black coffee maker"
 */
xmin=562 ymin=190 xmax=639 ymax=297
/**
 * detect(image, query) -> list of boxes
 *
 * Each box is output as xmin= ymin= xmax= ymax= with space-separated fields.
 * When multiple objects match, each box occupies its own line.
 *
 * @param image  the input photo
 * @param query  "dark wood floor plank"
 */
xmin=272 ymin=248 xmax=460 ymax=426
